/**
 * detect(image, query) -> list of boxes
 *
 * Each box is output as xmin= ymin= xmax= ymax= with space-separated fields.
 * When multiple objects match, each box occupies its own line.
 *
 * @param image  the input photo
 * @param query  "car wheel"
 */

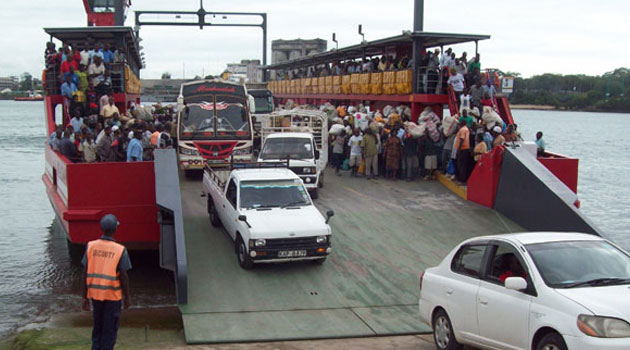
xmin=432 ymin=309 xmax=462 ymax=350
xmin=310 ymin=188 xmax=319 ymax=199
xmin=236 ymin=236 xmax=254 ymax=270
xmin=536 ymin=333 xmax=567 ymax=350
xmin=207 ymin=198 xmax=221 ymax=227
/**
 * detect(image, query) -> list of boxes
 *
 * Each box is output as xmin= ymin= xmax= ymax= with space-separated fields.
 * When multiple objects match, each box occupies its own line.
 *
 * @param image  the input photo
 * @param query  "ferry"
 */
xmin=40 ymin=0 xmax=605 ymax=345
xmin=41 ymin=1 xmax=157 ymax=249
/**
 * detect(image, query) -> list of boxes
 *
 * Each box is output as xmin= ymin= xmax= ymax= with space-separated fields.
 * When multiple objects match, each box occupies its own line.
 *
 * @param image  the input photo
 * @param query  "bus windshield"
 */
xmin=179 ymin=97 xmax=250 ymax=140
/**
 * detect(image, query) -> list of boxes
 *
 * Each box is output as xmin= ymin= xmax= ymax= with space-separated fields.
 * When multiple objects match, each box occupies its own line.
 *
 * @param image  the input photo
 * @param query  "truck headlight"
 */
xmin=232 ymin=147 xmax=252 ymax=155
xmin=254 ymin=239 xmax=266 ymax=247
xmin=303 ymin=167 xmax=316 ymax=174
xmin=316 ymin=236 xmax=328 ymax=244
xmin=578 ymin=315 xmax=630 ymax=338
xmin=179 ymin=146 xmax=199 ymax=156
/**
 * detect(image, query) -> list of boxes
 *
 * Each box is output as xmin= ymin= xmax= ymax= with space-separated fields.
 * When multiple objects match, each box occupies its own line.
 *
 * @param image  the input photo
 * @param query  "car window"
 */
xmin=451 ymin=245 xmax=487 ymax=278
xmin=226 ymin=179 xmax=237 ymax=208
xmin=486 ymin=244 xmax=528 ymax=285
xmin=527 ymin=240 xmax=630 ymax=288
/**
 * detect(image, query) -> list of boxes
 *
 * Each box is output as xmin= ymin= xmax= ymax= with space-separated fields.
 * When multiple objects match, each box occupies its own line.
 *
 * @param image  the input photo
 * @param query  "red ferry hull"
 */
xmin=43 ymin=95 xmax=158 ymax=249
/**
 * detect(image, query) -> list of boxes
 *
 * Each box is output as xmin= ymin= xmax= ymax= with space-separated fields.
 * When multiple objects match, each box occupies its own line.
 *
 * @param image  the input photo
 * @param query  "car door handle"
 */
xmin=446 ymin=288 xmax=454 ymax=296
xmin=479 ymin=297 xmax=488 ymax=305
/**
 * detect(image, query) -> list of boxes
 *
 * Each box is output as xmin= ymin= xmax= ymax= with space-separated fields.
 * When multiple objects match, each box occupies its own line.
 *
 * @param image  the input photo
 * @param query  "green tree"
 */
xmin=19 ymin=72 xmax=33 ymax=91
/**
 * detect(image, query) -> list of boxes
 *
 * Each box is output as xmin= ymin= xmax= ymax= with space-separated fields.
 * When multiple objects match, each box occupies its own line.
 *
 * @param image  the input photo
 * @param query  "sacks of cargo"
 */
xmin=355 ymin=112 xmax=370 ymax=131
xmin=329 ymin=123 xmax=345 ymax=136
xmin=383 ymin=105 xmax=394 ymax=118
xmin=482 ymin=106 xmax=504 ymax=130
xmin=442 ymin=115 xmax=459 ymax=137
xmin=404 ymin=121 xmax=425 ymax=139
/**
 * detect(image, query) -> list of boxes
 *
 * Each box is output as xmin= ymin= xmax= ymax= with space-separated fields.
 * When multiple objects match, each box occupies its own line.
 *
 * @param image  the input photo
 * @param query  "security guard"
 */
xmin=82 ymin=214 xmax=132 ymax=350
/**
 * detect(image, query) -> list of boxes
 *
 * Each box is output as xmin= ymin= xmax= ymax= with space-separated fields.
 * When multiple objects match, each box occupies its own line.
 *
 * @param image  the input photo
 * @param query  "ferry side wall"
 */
xmin=493 ymin=147 xmax=605 ymax=237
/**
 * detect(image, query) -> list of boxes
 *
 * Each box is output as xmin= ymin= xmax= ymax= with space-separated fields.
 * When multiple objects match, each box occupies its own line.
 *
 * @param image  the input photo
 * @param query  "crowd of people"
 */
xmin=46 ymin=40 xmax=179 ymax=163
xmin=272 ymin=47 xmax=489 ymax=96
xmin=323 ymin=101 xmax=543 ymax=185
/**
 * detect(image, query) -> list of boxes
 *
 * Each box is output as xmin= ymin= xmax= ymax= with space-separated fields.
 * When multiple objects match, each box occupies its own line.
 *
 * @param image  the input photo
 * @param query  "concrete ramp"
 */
xmin=494 ymin=147 xmax=604 ymax=236
xmin=178 ymin=169 xmax=523 ymax=343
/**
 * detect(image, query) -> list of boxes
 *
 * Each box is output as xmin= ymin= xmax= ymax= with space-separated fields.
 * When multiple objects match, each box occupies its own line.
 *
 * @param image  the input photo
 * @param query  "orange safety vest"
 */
xmin=86 ymin=239 xmax=125 ymax=301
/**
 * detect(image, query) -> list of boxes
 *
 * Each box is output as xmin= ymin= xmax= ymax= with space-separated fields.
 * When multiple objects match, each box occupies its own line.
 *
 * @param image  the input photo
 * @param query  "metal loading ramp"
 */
xmin=178 ymin=168 xmax=523 ymax=344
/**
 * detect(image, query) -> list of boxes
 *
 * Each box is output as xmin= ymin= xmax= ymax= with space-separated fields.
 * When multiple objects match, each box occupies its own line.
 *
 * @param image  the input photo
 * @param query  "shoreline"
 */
xmin=509 ymin=104 xmax=557 ymax=110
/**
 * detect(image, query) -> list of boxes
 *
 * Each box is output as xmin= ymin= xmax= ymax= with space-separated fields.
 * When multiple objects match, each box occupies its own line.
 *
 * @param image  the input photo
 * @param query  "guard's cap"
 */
xmin=493 ymin=126 xmax=502 ymax=133
xmin=100 ymin=214 xmax=119 ymax=232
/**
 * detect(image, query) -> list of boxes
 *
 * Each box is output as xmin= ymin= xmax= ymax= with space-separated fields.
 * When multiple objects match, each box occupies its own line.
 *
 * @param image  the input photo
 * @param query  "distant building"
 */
xmin=141 ymin=79 xmax=191 ymax=103
xmin=0 ymin=76 xmax=19 ymax=91
xmin=226 ymin=60 xmax=262 ymax=84
xmin=270 ymin=39 xmax=327 ymax=79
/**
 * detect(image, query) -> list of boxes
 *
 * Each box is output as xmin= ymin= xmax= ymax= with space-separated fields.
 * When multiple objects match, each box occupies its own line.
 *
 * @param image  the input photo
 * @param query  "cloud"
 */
xmin=2 ymin=0 xmax=629 ymax=79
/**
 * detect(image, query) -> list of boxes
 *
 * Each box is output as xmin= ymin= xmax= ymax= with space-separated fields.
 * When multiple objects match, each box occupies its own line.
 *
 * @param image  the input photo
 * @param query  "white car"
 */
xmin=418 ymin=232 xmax=630 ymax=350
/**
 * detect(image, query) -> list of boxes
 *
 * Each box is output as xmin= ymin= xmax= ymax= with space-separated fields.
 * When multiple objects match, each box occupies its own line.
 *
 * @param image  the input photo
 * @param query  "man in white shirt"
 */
xmin=80 ymin=41 xmax=90 ymax=66
xmin=88 ymin=55 xmax=106 ymax=87
xmin=347 ymin=128 xmax=363 ymax=177
xmin=447 ymin=68 xmax=466 ymax=106
xmin=440 ymin=48 xmax=453 ymax=69
xmin=101 ymin=97 xmax=120 ymax=123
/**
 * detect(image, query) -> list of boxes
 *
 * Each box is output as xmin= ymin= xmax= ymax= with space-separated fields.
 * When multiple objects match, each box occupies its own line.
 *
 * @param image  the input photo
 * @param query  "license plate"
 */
xmin=278 ymin=250 xmax=307 ymax=258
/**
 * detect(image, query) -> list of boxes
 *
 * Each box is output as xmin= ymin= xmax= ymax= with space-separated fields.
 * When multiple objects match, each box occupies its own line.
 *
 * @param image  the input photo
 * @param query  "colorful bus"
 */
xmin=177 ymin=79 xmax=255 ymax=171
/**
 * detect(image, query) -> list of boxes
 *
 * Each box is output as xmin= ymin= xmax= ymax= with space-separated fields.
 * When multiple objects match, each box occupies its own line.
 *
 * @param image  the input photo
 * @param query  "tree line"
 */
xmin=507 ymin=68 xmax=630 ymax=113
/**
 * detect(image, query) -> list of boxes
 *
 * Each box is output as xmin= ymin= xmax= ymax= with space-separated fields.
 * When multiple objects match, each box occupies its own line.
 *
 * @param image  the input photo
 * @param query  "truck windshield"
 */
xmin=253 ymin=95 xmax=273 ymax=113
xmin=240 ymin=180 xmax=310 ymax=209
xmin=260 ymin=138 xmax=313 ymax=160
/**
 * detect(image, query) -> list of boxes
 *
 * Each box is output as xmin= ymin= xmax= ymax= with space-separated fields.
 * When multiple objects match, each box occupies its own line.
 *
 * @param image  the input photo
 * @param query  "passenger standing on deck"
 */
xmin=360 ymin=128 xmax=379 ymax=180
xmin=347 ymin=128 xmax=363 ymax=177
xmin=447 ymin=68 xmax=466 ymax=106
xmin=60 ymin=128 xmax=79 ymax=162
xmin=473 ymin=133 xmax=488 ymax=162
xmin=82 ymin=214 xmax=131 ymax=350
xmin=331 ymin=130 xmax=346 ymax=176
xmin=403 ymin=131 xmax=419 ymax=181
xmin=88 ymin=55 xmax=106 ymax=89
xmin=454 ymin=120 xmax=472 ymax=183
xmin=491 ymin=126 xmax=505 ymax=149
xmin=535 ymin=131 xmax=546 ymax=156
xmin=384 ymin=127 xmax=402 ymax=180
xmin=96 ymin=125 xmax=116 ymax=162
xmin=102 ymin=97 xmax=119 ymax=125
xmin=126 ymin=130 xmax=143 ymax=162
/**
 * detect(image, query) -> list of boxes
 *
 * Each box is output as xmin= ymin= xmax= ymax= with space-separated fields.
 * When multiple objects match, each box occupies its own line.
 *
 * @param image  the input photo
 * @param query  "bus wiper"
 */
xmin=564 ymin=278 xmax=630 ymax=288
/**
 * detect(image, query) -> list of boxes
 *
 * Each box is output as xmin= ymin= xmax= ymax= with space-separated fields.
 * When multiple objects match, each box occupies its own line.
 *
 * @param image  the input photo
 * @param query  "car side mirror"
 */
xmin=325 ymin=210 xmax=334 ymax=224
xmin=314 ymin=150 xmax=320 ymax=160
xmin=505 ymin=277 xmax=527 ymax=291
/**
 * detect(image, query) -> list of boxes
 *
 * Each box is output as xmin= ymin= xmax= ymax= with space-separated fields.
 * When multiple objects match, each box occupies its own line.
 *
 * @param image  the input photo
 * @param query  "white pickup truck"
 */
xmin=202 ymin=163 xmax=334 ymax=269
xmin=257 ymin=109 xmax=328 ymax=199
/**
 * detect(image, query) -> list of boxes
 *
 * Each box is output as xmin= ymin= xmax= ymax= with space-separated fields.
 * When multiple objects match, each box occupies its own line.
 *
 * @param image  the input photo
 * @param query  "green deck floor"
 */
xmin=178 ymin=168 xmax=522 ymax=343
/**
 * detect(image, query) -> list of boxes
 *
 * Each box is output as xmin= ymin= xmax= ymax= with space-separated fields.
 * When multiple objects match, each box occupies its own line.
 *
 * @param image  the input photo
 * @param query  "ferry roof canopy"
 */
xmin=262 ymin=31 xmax=490 ymax=70
xmin=43 ymin=26 xmax=142 ymax=68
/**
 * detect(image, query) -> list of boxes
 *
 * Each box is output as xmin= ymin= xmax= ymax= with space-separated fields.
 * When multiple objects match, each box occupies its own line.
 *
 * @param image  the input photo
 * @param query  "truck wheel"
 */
xmin=318 ymin=173 xmax=324 ymax=188
xmin=207 ymin=198 xmax=221 ymax=227
xmin=236 ymin=236 xmax=254 ymax=270
xmin=310 ymin=188 xmax=319 ymax=200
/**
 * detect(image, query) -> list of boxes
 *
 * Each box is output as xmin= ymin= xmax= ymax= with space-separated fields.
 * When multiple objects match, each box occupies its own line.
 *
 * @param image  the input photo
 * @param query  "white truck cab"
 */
xmin=257 ymin=109 xmax=328 ymax=199
xmin=202 ymin=163 xmax=334 ymax=269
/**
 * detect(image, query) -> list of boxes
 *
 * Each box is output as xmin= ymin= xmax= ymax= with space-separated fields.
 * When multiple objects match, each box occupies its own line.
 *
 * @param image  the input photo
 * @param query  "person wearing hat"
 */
xmin=492 ymin=125 xmax=505 ymax=149
xmin=81 ymin=214 xmax=132 ymax=350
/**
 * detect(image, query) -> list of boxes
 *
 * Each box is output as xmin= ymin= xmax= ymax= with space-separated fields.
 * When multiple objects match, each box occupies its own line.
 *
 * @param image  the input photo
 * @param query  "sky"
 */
xmin=2 ymin=0 xmax=629 ymax=79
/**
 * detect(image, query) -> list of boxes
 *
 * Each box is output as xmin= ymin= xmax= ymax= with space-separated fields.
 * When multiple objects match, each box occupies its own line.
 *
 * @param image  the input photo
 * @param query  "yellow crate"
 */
xmin=341 ymin=75 xmax=351 ymax=94
xmin=332 ymin=76 xmax=341 ymax=86
xmin=318 ymin=77 xmax=326 ymax=94
xmin=383 ymin=71 xmax=396 ymax=84
xmin=350 ymin=74 xmax=361 ymax=94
